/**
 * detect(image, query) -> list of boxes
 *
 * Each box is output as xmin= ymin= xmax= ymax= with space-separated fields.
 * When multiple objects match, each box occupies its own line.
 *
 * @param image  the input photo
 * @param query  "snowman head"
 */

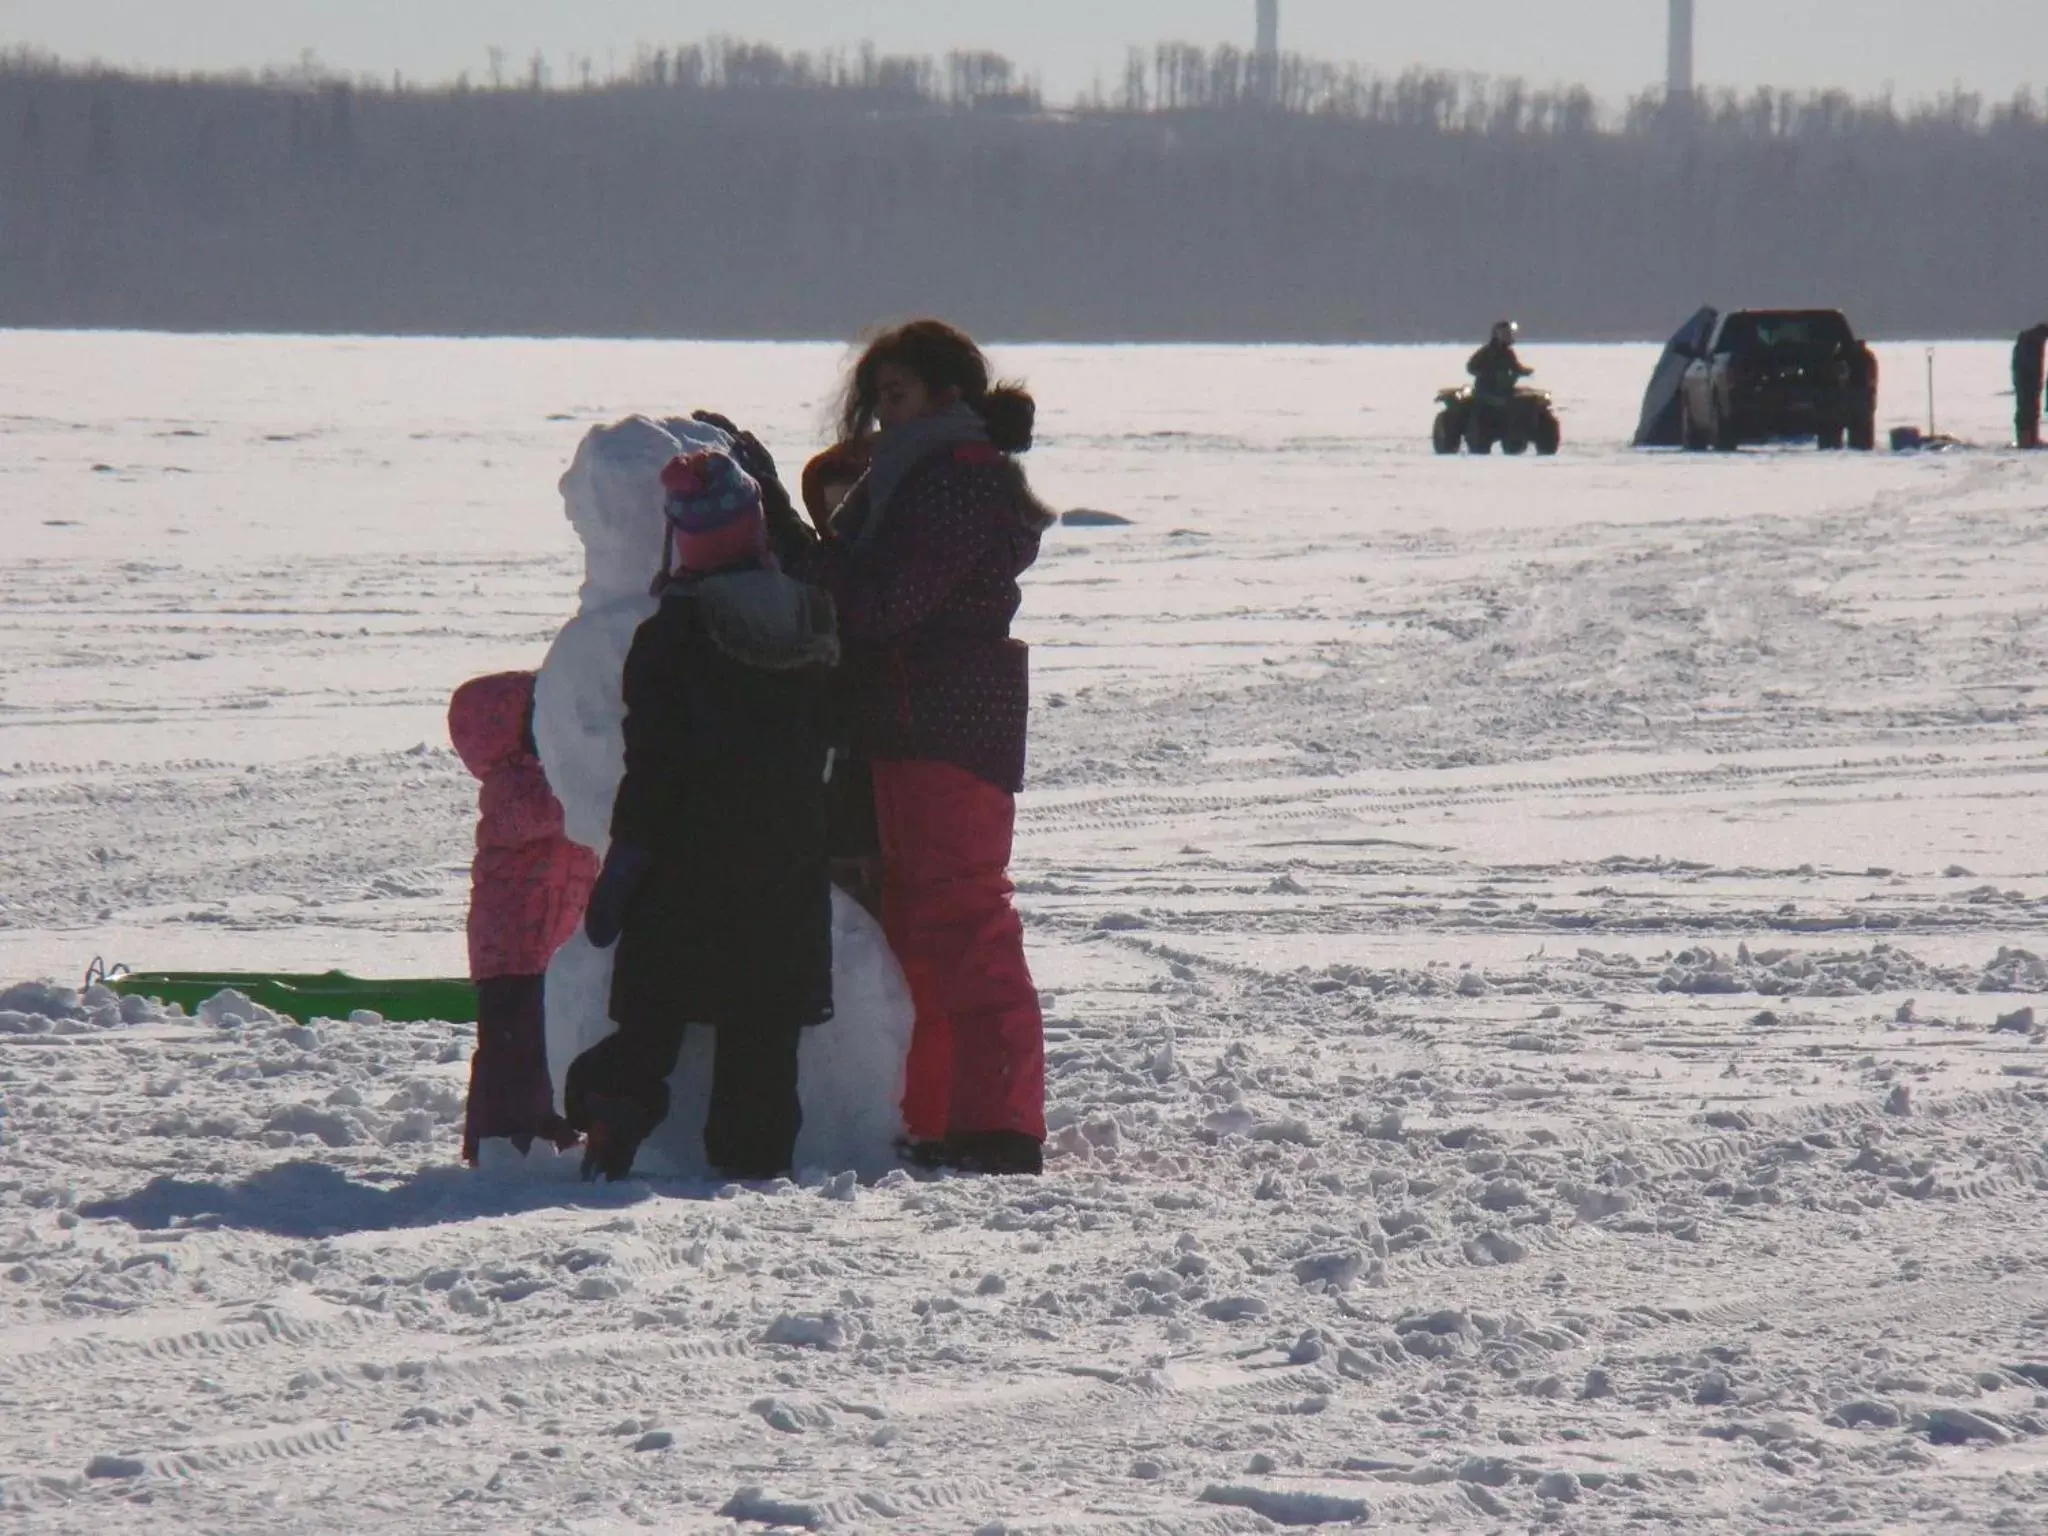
xmin=558 ymin=415 xmax=737 ymax=602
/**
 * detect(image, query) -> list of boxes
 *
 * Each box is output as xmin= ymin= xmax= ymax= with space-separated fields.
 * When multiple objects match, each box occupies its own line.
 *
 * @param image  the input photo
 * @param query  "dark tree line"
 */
xmin=2 ymin=40 xmax=2044 ymax=342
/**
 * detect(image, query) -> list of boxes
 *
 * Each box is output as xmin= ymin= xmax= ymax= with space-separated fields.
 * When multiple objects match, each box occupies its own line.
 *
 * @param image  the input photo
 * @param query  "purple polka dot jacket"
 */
xmin=795 ymin=443 xmax=1056 ymax=794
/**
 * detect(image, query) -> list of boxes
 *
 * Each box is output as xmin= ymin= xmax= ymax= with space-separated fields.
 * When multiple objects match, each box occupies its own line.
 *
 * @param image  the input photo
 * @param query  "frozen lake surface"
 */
xmin=3 ymin=332 xmax=2047 ymax=1531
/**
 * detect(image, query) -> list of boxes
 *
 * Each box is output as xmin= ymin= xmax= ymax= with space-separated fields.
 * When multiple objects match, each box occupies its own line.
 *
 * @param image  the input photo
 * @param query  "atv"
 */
xmin=1432 ymin=385 xmax=1561 ymax=456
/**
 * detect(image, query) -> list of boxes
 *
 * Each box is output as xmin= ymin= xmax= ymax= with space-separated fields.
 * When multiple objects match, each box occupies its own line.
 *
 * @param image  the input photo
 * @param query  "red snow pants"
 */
xmin=872 ymin=759 xmax=1046 ymax=1144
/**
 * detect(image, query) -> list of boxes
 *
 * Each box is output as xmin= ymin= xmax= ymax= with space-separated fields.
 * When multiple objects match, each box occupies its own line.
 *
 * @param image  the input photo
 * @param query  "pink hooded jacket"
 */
xmin=448 ymin=671 xmax=600 ymax=980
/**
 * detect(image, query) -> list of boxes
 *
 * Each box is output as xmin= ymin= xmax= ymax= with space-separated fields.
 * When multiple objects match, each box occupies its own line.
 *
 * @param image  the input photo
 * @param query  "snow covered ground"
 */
xmin=4 ymin=331 xmax=2048 ymax=1532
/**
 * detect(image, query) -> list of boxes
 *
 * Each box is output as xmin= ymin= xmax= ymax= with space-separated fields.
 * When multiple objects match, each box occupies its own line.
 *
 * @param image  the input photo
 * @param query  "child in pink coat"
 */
xmin=448 ymin=670 xmax=600 ymax=1163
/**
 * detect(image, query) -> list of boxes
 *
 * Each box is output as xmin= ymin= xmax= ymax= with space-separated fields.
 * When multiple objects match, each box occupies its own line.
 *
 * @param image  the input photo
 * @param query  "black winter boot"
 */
xmin=579 ymin=1095 xmax=656 ymax=1183
xmin=892 ymin=1136 xmax=947 ymax=1171
xmin=944 ymin=1130 xmax=1043 ymax=1176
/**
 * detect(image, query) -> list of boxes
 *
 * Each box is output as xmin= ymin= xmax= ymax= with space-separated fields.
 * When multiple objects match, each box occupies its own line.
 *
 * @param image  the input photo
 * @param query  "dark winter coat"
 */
xmin=795 ymin=443 xmax=1055 ymax=794
xmin=1467 ymin=340 xmax=1530 ymax=401
xmin=448 ymin=672 xmax=599 ymax=980
xmin=606 ymin=568 xmax=840 ymax=1033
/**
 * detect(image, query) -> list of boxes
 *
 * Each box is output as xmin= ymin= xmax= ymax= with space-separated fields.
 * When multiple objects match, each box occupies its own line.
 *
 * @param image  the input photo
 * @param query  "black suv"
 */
xmin=1678 ymin=309 xmax=1879 ymax=451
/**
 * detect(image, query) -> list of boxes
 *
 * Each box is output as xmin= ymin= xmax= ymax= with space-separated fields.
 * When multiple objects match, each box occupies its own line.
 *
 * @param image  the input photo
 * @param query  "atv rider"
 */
xmin=1468 ymin=320 xmax=1533 ymax=408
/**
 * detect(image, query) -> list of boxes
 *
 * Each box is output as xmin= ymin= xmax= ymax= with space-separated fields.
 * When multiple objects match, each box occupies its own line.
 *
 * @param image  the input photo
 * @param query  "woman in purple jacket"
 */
xmin=796 ymin=320 xmax=1055 ymax=1175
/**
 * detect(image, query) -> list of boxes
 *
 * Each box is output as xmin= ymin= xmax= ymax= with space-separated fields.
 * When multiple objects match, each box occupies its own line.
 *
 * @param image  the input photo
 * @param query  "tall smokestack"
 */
xmin=1667 ymin=0 xmax=1695 ymax=104
xmin=1255 ymin=0 xmax=1280 ymax=103
xmin=1256 ymin=0 xmax=1280 ymax=62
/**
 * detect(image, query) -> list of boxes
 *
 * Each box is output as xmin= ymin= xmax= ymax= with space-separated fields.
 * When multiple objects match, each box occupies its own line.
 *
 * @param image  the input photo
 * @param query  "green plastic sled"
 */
xmin=101 ymin=968 xmax=477 ymax=1025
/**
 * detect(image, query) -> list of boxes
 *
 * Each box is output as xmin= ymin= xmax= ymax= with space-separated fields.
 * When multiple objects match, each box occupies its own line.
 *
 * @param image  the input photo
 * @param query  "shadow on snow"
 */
xmin=77 ymin=1159 xmax=665 ymax=1238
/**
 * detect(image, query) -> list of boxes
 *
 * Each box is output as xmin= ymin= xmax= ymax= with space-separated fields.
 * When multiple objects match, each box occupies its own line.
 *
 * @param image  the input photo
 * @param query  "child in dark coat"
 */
xmin=568 ymin=448 xmax=840 ymax=1182
xmin=447 ymin=671 xmax=598 ymax=1164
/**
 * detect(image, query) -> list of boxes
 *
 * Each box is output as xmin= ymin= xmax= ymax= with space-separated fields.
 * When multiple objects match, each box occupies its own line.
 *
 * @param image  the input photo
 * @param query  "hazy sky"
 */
xmin=6 ymin=1 xmax=2044 ymax=107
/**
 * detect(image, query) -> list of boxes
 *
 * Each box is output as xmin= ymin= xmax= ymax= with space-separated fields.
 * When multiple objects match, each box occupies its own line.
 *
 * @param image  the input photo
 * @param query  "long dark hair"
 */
xmin=837 ymin=319 xmax=1036 ymax=453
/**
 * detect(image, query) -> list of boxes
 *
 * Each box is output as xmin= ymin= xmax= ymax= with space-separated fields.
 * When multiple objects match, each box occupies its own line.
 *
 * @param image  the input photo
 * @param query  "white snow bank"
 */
xmin=8 ymin=336 xmax=2048 ymax=1534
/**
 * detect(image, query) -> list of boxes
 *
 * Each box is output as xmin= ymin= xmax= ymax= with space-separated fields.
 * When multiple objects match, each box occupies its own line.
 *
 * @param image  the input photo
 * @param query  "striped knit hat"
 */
xmin=659 ymin=449 xmax=766 ymax=575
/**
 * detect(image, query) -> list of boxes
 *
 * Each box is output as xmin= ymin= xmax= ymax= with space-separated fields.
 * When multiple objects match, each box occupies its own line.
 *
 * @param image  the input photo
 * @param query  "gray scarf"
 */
xmin=845 ymin=403 xmax=990 ymax=551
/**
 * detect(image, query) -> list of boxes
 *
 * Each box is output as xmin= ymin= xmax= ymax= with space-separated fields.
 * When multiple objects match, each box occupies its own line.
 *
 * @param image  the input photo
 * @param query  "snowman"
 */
xmin=525 ymin=414 xmax=913 ymax=1180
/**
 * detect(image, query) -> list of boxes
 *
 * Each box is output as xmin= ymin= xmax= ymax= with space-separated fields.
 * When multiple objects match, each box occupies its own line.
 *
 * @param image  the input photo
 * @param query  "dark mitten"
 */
xmin=584 ymin=841 xmax=651 ymax=949
xmin=692 ymin=411 xmax=776 ymax=482
xmin=689 ymin=408 xmax=743 ymax=442
xmin=692 ymin=415 xmax=811 ymax=565
xmin=692 ymin=411 xmax=813 ymax=564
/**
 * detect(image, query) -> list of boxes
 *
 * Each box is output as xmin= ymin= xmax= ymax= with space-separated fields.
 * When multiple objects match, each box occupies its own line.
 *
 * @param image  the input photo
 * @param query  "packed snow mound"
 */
xmin=534 ymin=413 xmax=916 ymax=1178
xmin=0 ymin=981 xmax=86 ymax=1018
xmin=793 ymin=892 xmax=914 ymax=1174
xmin=0 ymin=980 xmax=162 ymax=1043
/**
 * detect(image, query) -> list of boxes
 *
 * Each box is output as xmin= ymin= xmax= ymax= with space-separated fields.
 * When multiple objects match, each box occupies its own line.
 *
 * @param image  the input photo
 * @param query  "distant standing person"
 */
xmin=2014 ymin=323 xmax=2048 ymax=449
xmin=794 ymin=320 xmax=1056 ymax=1176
